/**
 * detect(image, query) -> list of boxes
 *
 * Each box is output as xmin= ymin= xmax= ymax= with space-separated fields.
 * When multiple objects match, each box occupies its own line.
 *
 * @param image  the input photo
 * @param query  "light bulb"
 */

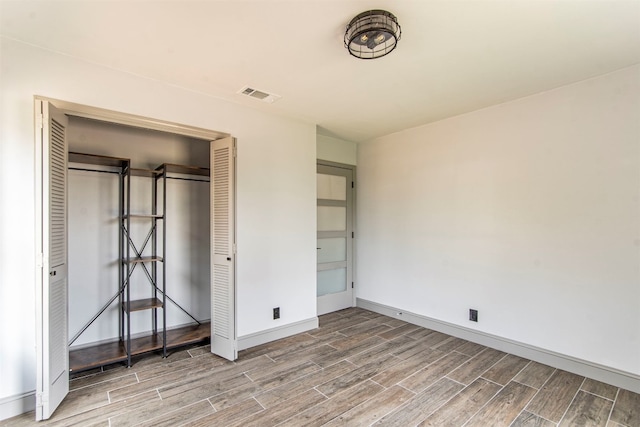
xmin=374 ymin=33 xmax=386 ymax=44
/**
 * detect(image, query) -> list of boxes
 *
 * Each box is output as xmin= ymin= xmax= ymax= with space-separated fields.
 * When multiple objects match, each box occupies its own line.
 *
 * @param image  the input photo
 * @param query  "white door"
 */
xmin=35 ymin=100 xmax=69 ymax=420
xmin=210 ymin=137 xmax=237 ymax=361
xmin=317 ymin=164 xmax=354 ymax=315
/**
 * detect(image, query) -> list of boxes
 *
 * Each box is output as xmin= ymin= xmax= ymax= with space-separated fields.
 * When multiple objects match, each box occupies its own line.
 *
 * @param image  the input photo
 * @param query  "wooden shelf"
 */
xmin=160 ymin=163 xmax=210 ymax=177
xmin=125 ymin=256 xmax=163 ymax=264
xmin=130 ymin=168 xmax=161 ymax=178
xmin=69 ymin=152 xmax=129 ymax=168
xmin=69 ymin=322 xmax=211 ymax=372
xmin=126 ymin=298 xmax=163 ymax=312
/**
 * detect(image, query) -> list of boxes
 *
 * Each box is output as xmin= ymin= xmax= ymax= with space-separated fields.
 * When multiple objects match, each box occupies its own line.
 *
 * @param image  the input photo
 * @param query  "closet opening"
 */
xmin=66 ymin=116 xmax=212 ymax=371
xmin=35 ymin=97 xmax=237 ymax=420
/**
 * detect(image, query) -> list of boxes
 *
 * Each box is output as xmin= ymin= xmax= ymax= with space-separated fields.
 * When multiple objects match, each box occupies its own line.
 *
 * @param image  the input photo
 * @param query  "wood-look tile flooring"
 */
xmin=4 ymin=308 xmax=639 ymax=426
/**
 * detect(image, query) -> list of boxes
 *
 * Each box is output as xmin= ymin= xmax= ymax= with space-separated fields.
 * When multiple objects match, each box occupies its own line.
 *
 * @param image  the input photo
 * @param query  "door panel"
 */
xmin=317 ymin=164 xmax=354 ymax=315
xmin=316 ymin=238 xmax=346 ymax=264
xmin=317 ymin=206 xmax=347 ymax=231
xmin=210 ymin=137 xmax=237 ymax=361
xmin=317 ymin=174 xmax=347 ymax=200
xmin=35 ymin=100 xmax=69 ymax=420
xmin=317 ymin=268 xmax=347 ymax=296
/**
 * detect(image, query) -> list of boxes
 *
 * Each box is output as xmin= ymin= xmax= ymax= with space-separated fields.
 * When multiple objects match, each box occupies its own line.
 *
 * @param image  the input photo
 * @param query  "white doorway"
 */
xmin=317 ymin=162 xmax=355 ymax=315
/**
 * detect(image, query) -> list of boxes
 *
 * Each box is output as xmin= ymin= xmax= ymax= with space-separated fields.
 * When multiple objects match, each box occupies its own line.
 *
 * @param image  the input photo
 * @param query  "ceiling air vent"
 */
xmin=238 ymin=86 xmax=281 ymax=104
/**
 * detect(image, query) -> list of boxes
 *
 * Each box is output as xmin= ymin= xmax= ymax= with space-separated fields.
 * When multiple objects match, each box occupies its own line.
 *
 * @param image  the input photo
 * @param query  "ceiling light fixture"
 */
xmin=344 ymin=10 xmax=401 ymax=59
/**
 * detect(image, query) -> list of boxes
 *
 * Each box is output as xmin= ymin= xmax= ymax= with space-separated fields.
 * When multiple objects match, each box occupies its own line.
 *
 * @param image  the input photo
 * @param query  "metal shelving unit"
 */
xmin=67 ymin=152 xmax=130 ymax=356
xmin=67 ymin=152 xmax=211 ymax=372
xmin=123 ymin=166 xmax=166 ymax=366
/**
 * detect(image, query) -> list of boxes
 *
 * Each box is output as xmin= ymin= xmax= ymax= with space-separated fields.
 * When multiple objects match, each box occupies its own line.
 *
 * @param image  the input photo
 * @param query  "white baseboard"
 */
xmin=0 ymin=391 xmax=35 ymax=422
xmin=238 ymin=317 xmax=319 ymax=351
xmin=357 ymin=298 xmax=640 ymax=394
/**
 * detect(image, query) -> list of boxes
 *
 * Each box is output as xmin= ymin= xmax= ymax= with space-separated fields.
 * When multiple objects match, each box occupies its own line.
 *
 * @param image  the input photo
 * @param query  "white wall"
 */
xmin=0 ymin=37 xmax=317 ymax=417
xmin=317 ymin=133 xmax=357 ymax=165
xmin=357 ymin=65 xmax=640 ymax=378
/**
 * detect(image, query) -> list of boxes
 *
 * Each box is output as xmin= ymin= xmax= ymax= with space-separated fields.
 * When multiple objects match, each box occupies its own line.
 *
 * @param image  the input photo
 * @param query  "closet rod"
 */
xmin=165 ymin=176 xmax=210 ymax=183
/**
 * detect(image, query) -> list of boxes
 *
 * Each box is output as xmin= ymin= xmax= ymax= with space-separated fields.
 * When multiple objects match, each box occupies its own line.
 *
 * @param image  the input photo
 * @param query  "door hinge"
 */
xmin=36 ymin=392 xmax=47 ymax=407
xmin=232 ymin=146 xmax=237 ymax=158
xmin=36 ymin=253 xmax=44 ymax=268
xmin=233 ymin=243 xmax=237 ymax=254
xmin=351 ymin=232 xmax=354 ymax=238
xmin=351 ymin=181 xmax=354 ymax=189
xmin=36 ymin=113 xmax=44 ymax=130
xmin=352 ymin=282 xmax=354 ymax=289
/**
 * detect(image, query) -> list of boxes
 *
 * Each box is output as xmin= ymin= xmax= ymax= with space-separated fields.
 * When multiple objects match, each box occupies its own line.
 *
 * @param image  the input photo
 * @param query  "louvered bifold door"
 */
xmin=35 ymin=100 xmax=69 ymax=420
xmin=210 ymin=137 xmax=237 ymax=361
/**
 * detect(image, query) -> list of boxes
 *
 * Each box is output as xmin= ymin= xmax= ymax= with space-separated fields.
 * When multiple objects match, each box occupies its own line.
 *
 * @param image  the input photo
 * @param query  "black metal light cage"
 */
xmin=344 ymin=10 xmax=401 ymax=59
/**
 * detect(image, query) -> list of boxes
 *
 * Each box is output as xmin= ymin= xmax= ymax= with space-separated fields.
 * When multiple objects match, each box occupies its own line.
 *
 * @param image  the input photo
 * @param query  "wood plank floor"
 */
xmin=3 ymin=308 xmax=639 ymax=427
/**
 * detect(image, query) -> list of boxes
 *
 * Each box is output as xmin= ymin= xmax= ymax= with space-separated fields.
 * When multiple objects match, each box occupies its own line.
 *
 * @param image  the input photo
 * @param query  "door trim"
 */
xmin=36 ymin=96 xmax=230 ymax=141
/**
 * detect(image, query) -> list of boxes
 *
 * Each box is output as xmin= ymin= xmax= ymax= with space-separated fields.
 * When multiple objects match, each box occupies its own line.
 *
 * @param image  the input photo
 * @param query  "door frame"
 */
xmin=34 ymin=96 xmax=237 ymax=417
xmin=317 ymin=160 xmax=357 ymax=313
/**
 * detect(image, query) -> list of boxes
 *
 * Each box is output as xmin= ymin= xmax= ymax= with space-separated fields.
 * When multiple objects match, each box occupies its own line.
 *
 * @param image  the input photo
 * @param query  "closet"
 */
xmin=66 ymin=117 xmax=212 ymax=371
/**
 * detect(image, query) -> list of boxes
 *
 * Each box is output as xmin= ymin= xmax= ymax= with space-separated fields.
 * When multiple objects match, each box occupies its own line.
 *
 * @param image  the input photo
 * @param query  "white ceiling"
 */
xmin=2 ymin=1 xmax=639 ymax=142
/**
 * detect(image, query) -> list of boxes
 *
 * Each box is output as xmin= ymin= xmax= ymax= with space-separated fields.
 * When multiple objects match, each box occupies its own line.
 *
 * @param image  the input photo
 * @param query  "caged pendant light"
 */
xmin=344 ymin=10 xmax=401 ymax=59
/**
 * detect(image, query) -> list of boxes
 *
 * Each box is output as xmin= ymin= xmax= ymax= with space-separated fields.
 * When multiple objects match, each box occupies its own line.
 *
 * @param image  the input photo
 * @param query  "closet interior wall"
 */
xmin=67 ymin=116 xmax=211 ymax=349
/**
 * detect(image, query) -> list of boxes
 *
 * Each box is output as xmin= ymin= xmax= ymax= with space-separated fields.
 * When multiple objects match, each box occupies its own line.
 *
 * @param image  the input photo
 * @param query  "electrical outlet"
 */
xmin=469 ymin=309 xmax=478 ymax=322
xmin=273 ymin=307 xmax=280 ymax=320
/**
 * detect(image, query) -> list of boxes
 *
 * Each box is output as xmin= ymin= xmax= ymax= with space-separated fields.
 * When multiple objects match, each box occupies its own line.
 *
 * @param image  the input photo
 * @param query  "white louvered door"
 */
xmin=210 ymin=137 xmax=237 ymax=361
xmin=35 ymin=100 xmax=69 ymax=420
